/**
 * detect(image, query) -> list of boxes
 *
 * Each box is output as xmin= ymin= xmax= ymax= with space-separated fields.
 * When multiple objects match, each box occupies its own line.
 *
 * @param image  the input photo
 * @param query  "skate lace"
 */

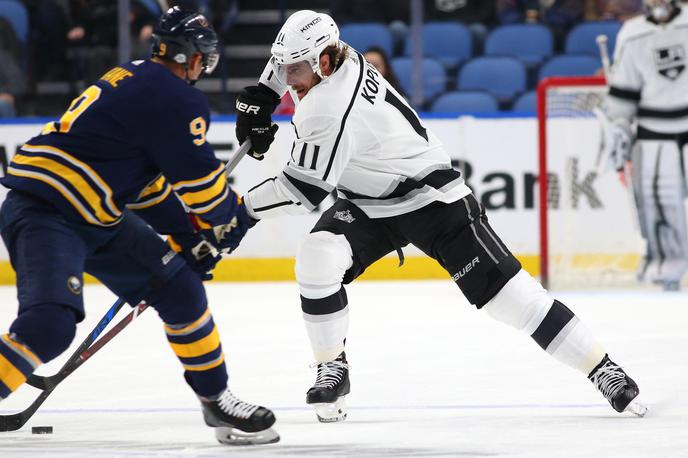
xmin=311 ymin=360 xmax=349 ymax=389
xmin=217 ymin=389 xmax=260 ymax=419
xmin=590 ymin=361 xmax=626 ymax=401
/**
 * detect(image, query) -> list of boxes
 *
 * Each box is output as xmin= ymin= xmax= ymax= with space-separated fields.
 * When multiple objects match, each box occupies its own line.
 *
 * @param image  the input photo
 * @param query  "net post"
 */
xmin=537 ymin=76 xmax=606 ymax=289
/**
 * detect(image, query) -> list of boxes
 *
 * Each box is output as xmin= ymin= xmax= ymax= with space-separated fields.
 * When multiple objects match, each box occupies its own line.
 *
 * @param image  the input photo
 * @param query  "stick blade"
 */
xmin=0 ymin=413 xmax=25 ymax=432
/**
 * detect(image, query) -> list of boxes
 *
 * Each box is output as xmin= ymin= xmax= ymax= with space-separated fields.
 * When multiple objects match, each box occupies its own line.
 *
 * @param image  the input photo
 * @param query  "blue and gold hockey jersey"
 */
xmin=1 ymin=60 xmax=232 ymax=231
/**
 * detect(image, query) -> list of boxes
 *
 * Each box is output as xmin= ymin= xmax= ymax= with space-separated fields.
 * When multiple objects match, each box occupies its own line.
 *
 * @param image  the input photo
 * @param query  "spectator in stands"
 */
xmin=591 ymin=0 xmax=643 ymax=21
xmin=425 ymin=0 xmax=495 ymax=54
xmin=363 ymin=46 xmax=405 ymax=97
xmin=497 ymin=0 xmax=584 ymax=48
xmin=0 ymin=18 xmax=27 ymax=117
xmin=66 ymin=1 xmax=158 ymax=82
xmin=21 ymin=0 xmax=70 ymax=81
xmin=330 ymin=0 xmax=409 ymax=23
xmin=330 ymin=0 xmax=409 ymax=53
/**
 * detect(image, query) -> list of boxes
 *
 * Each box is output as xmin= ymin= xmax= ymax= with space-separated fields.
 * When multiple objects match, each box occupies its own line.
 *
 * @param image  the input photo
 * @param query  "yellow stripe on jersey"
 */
xmin=22 ymin=144 xmax=120 ymax=215
xmin=168 ymin=326 xmax=221 ymax=358
xmin=127 ymin=176 xmax=172 ymax=210
xmin=11 ymin=154 xmax=121 ymax=225
xmin=172 ymin=163 xmax=225 ymax=190
xmin=190 ymin=186 xmax=230 ymax=215
xmin=177 ymin=173 xmax=226 ymax=206
xmin=139 ymin=175 xmax=168 ymax=199
xmin=0 ymin=352 xmax=27 ymax=392
xmin=7 ymin=166 xmax=110 ymax=226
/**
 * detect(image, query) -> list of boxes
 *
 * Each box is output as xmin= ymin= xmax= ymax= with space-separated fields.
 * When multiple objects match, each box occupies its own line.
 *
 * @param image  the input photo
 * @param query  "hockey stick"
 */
xmin=0 ymin=140 xmax=253 ymax=432
xmin=0 ymin=297 xmax=132 ymax=431
xmin=595 ymin=34 xmax=641 ymax=234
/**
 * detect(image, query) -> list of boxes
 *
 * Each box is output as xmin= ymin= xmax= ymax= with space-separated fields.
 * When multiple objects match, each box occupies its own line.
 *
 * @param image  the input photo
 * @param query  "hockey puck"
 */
xmin=31 ymin=426 xmax=53 ymax=434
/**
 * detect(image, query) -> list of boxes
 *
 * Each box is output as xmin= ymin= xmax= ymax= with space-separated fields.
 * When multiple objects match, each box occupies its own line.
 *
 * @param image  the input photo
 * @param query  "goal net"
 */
xmin=537 ymin=76 xmax=644 ymax=289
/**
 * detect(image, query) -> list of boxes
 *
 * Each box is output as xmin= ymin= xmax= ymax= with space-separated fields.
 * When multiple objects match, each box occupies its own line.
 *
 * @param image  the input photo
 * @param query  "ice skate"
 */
xmin=306 ymin=352 xmax=350 ymax=423
xmin=588 ymin=355 xmax=647 ymax=417
xmin=199 ymin=387 xmax=279 ymax=445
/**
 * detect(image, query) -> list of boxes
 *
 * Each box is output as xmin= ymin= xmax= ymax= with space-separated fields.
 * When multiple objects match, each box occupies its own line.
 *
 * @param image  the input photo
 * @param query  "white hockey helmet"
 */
xmin=644 ymin=0 xmax=678 ymax=22
xmin=271 ymin=10 xmax=340 ymax=80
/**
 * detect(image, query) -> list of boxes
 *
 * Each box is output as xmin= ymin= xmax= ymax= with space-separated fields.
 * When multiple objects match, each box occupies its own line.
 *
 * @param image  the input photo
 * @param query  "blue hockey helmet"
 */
xmin=152 ymin=6 xmax=219 ymax=74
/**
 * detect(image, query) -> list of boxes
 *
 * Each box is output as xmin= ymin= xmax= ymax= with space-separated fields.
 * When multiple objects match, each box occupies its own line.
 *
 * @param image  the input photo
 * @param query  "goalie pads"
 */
xmin=631 ymin=138 xmax=688 ymax=284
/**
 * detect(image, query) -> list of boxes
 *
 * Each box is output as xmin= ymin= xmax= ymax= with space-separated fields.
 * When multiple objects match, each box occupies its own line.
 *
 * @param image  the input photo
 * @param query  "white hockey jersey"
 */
xmin=607 ymin=7 xmax=688 ymax=134
xmin=244 ymin=50 xmax=471 ymax=219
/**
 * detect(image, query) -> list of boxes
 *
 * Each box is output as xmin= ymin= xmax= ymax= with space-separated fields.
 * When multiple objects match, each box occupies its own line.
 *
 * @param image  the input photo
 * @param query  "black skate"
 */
xmin=306 ymin=352 xmax=350 ymax=423
xmin=199 ymin=387 xmax=280 ymax=445
xmin=588 ymin=355 xmax=647 ymax=417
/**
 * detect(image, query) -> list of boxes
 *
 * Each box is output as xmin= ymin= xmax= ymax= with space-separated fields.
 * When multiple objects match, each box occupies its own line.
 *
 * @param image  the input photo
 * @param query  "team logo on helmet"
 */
xmin=67 ymin=276 xmax=82 ymax=295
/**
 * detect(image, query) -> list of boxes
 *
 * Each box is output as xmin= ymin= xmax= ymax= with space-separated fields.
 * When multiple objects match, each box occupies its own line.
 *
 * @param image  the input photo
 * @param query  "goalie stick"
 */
xmin=0 ymin=139 xmax=253 ymax=432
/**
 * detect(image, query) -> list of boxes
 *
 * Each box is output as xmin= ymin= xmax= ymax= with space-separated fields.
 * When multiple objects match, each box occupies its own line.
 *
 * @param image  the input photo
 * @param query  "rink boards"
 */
xmin=0 ymin=115 xmax=642 ymax=284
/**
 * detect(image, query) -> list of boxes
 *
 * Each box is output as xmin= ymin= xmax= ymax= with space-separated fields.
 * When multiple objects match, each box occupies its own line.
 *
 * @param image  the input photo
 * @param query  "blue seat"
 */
xmin=457 ymin=57 xmax=526 ymax=103
xmin=565 ymin=21 xmax=621 ymax=56
xmin=391 ymin=57 xmax=447 ymax=101
xmin=0 ymin=0 xmax=29 ymax=43
xmin=538 ymin=55 xmax=601 ymax=79
xmin=340 ymin=23 xmax=393 ymax=57
xmin=431 ymin=91 xmax=499 ymax=114
xmin=512 ymin=91 xmax=537 ymax=113
xmin=404 ymin=22 xmax=472 ymax=68
xmin=485 ymin=24 xmax=553 ymax=67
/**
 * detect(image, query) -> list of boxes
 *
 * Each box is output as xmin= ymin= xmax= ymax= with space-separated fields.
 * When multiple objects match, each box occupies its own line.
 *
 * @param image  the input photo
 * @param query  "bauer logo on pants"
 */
xmin=452 ymin=257 xmax=480 ymax=282
xmin=67 ymin=276 xmax=82 ymax=295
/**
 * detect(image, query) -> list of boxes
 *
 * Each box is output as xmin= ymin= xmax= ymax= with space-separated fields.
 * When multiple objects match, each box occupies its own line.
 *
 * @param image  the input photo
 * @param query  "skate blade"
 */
xmin=313 ymin=397 xmax=347 ymax=423
xmin=214 ymin=426 xmax=280 ymax=445
xmin=624 ymin=399 xmax=648 ymax=418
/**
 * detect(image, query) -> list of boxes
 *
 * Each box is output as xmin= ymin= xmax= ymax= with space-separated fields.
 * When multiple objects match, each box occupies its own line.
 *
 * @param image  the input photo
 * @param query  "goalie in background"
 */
xmin=604 ymin=0 xmax=688 ymax=291
xmin=236 ymin=9 xmax=647 ymax=424
xmin=0 ymin=7 xmax=277 ymax=445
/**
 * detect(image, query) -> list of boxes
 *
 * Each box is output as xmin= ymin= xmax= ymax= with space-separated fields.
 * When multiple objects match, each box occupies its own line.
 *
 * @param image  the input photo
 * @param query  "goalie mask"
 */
xmin=644 ymin=0 xmax=678 ymax=22
xmin=270 ymin=10 xmax=341 ymax=85
xmin=152 ymin=7 xmax=220 ymax=75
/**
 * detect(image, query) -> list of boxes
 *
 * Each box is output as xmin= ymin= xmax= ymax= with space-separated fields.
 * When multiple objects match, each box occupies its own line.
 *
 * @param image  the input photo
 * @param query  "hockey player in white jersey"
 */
xmin=605 ymin=0 xmax=688 ymax=290
xmin=235 ymin=10 xmax=647 ymax=422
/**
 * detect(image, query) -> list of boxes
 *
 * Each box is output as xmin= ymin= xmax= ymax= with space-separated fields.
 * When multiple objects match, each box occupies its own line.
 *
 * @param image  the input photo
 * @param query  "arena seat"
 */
xmin=565 ymin=21 xmax=621 ymax=56
xmin=431 ymin=91 xmax=499 ymax=114
xmin=391 ymin=57 xmax=447 ymax=102
xmin=485 ymin=24 xmax=553 ymax=67
xmin=403 ymin=22 xmax=473 ymax=68
xmin=0 ymin=0 xmax=28 ymax=44
xmin=340 ymin=23 xmax=394 ymax=57
xmin=457 ymin=57 xmax=526 ymax=104
xmin=538 ymin=55 xmax=601 ymax=79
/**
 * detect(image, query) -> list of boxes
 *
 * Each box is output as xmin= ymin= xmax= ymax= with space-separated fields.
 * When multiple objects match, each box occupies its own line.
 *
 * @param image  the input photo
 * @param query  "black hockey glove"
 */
xmin=168 ymin=232 xmax=222 ymax=281
xmin=235 ymin=84 xmax=280 ymax=160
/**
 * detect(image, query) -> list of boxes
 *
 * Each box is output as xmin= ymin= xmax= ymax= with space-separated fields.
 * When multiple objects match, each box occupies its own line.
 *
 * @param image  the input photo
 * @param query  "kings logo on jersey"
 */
xmin=653 ymin=44 xmax=685 ymax=80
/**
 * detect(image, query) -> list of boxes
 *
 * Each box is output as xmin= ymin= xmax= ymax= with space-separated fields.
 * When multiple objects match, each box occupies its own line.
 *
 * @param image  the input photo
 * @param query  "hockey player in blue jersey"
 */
xmin=0 ymin=7 xmax=278 ymax=445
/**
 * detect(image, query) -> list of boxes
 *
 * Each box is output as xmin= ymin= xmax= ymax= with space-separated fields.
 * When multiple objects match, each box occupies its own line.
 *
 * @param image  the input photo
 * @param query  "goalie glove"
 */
xmin=595 ymin=108 xmax=634 ymax=173
xmin=235 ymin=84 xmax=280 ymax=160
xmin=607 ymin=118 xmax=633 ymax=172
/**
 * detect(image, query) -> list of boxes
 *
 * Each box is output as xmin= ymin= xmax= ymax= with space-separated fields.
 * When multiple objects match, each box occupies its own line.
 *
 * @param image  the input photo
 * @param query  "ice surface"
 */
xmin=1 ymin=281 xmax=686 ymax=457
